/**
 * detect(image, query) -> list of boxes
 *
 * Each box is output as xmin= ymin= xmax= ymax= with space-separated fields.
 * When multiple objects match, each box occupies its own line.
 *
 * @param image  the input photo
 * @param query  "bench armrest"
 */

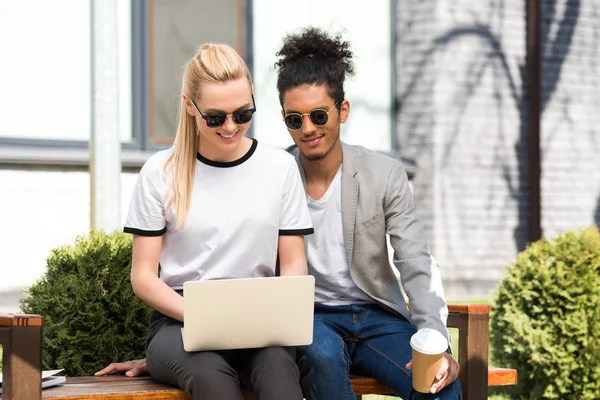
xmin=0 ymin=313 xmax=44 ymax=400
xmin=447 ymin=303 xmax=489 ymax=400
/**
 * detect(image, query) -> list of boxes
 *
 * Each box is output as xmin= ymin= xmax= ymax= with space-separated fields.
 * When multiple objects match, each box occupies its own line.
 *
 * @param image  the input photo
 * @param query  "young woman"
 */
xmin=123 ymin=43 xmax=312 ymax=400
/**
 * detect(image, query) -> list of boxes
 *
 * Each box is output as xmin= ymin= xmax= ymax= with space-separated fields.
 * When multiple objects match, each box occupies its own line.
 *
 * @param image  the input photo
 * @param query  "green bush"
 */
xmin=21 ymin=231 xmax=152 ymax=376
xmin=490 ymin=227 xmax=600 ymax=399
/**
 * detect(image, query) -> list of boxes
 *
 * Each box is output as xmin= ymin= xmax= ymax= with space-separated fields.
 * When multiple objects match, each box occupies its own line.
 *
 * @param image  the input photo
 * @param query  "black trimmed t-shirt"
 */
xmin=124 ymin=139 xmax=313 ymax=289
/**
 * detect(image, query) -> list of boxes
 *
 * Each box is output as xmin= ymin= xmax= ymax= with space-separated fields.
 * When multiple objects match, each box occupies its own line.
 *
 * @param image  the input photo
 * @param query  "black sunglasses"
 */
xmin=191 ymin=95 xmax=257 ymax=128
xmin=282 ymin=101 xmax=340 ymax=131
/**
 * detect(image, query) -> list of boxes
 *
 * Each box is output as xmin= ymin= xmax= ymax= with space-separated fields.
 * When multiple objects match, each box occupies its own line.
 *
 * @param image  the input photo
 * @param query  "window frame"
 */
xmin=0 ymin=0 xmax=254 ymax=166
xmin=134 ymin=0 xmax=255 ymax=151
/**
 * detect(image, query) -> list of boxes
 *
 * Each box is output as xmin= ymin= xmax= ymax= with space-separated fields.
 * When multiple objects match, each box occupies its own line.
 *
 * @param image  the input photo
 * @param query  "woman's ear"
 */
xmin=182 ymin=94 xmax=196 ymax=117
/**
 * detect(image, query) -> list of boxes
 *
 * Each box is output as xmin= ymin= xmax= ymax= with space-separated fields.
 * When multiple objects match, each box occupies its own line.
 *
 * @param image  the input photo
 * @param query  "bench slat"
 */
xmin=488 ymin=367 xmax=518 ymax=386
xmin=348 ymin=375 xmax=395 ymax=395
xmin=447 ymin=304 xmax=490 ymax=314
xmin=348 ymin=367 xmax=518 ymax=395
xmin=42 ymin=377 xmax=187 ymax=399
xmin=36 ymin=368 xmax=517 ymax=400
xmin=0 ymin=314 xmax=43 ymax=328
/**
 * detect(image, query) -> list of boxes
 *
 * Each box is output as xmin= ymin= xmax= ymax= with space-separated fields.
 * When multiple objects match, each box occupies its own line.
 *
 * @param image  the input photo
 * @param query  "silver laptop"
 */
xmin=182 ymin=275 xmax=315 ymax=352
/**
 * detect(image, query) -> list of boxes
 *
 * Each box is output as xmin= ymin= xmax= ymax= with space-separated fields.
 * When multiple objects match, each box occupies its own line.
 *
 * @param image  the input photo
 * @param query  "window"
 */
xmin=137 ymin=0 xmax=250 ymax=147
xmin=0 ymin=0 xmax=91 ymax=142
xmin=1 ymin=0 xmax=394 ymax=157
xmin=0 ymin=0 xmax=132 ymax=145
xmin=0 ymin=0 xmax=251 ymax=155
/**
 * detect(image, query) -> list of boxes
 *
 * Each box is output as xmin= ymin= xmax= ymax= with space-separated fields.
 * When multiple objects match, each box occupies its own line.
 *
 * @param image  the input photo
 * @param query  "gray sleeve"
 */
xmin=384 ymin=162 xmax=449 ymax=339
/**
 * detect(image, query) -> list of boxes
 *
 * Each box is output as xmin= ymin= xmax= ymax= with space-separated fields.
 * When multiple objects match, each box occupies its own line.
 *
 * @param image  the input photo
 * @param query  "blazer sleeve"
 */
xmin=384 ymin=162 xmax=449 ymax=340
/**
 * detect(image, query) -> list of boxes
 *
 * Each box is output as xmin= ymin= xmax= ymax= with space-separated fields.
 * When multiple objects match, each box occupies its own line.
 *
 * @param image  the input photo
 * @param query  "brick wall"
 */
xmin=396 ymin=0 xmax=600 ymax=299
xmin=540 ymin=0 xmax=600 ymax=237
xmin=395 ymin=0 xmax=439 ymax=239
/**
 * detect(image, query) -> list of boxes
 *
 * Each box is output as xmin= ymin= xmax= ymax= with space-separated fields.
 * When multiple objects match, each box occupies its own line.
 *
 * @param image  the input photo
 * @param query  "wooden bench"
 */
xmin=1 ymin=304 xmax=517 ymax=400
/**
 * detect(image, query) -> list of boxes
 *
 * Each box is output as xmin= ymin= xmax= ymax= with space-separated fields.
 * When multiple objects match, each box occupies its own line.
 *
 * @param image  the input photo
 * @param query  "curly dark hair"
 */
xmin=274 ymin=27 xmax=355 ymax=109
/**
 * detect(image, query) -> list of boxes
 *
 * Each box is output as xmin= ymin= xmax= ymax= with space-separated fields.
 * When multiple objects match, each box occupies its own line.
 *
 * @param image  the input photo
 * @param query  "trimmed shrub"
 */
xmin=490 ymin=227 xmax=600 ymax=399
xmin=21 ymin=231 xmax=152 ymax=376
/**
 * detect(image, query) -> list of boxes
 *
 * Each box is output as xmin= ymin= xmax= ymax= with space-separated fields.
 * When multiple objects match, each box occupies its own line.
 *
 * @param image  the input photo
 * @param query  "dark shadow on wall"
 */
xmin=515 ymin=0 xmax=580 ymax=250
xmin=397 ymin=0 xmax=580 ymax=254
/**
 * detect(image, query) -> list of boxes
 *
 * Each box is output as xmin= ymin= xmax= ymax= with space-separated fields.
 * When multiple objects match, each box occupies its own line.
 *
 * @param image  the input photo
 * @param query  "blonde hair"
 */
xmin=164 ymin=43 xmax=252 ymax=228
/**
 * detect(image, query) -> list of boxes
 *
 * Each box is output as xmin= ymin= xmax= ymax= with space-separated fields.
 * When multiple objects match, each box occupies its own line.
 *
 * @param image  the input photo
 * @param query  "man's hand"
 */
xmin=405 ymin=353 xmax=460 ymax=394
xmin=94 ymin=359 xmax=149 ymax=377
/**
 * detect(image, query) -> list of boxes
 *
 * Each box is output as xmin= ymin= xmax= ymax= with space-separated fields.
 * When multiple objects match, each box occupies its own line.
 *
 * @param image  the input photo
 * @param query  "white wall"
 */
xmin=0 ymin=0 xmax=133 ymax=306
xmin=0 ymin=169 xmax=138 ymax=294
xmin=251 ymin=0 xmax=394 ymax=152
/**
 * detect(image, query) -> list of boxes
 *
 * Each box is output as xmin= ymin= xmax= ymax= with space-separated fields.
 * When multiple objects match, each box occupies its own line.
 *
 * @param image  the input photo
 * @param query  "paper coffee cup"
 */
xmin=410 ymin=328 xmax=449 ymax=393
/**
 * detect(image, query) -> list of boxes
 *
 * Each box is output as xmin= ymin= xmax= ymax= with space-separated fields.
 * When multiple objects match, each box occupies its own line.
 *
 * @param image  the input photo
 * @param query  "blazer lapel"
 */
xmin=341 ymin=143 xmax=359 ymax=268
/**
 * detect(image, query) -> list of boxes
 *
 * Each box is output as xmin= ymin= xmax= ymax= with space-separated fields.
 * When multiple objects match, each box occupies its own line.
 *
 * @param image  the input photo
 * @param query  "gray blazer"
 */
xmin=289 ymin=142 xmax=449 ymax=340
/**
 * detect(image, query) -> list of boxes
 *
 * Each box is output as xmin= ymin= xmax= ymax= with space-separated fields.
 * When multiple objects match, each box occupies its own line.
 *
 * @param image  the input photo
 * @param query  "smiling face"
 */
xmin=282 ymin=84 xmax=349 ymax=161
xmin=183 ymin=77 xmax=254 ymax=161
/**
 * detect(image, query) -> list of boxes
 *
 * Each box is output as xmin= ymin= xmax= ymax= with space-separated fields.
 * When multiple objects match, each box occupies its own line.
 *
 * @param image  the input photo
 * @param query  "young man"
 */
xmin=97 ymin=28 xmax=461 ymax=399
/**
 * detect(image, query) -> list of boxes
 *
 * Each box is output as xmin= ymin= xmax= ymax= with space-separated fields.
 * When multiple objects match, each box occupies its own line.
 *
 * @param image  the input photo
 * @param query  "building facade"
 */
xmin=1 ymin=0 xmax=598 ymax=310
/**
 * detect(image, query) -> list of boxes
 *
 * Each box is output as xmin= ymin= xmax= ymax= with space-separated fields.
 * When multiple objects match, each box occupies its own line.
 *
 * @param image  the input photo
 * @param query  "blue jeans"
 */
xmin=297 ymin=303 xmax=462 ymax=400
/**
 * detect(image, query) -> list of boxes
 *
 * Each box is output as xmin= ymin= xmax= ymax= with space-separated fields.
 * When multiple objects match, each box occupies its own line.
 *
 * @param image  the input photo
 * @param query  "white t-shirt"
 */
xmin=124 ymin=139 xmax=314 ymax=289
xmin=306 ymin=166 xmax=372 ymax=305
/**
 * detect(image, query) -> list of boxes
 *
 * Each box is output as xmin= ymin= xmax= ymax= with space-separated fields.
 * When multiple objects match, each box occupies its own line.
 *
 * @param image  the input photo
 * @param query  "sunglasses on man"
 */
xmin=282 ymin=101 xmax=340 ymax=131
xmin=191 ymin=95 xmax=257 ymax=128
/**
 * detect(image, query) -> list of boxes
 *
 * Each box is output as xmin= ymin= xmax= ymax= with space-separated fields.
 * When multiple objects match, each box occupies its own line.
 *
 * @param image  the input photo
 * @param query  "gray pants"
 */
xmin=146 ymin=312 xmax=303 ymax=400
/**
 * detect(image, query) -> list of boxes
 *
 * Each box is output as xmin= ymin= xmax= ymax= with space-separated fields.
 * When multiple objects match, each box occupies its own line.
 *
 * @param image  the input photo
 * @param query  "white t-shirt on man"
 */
xmin=124 ymin=139 xmax=314 ymax=289
xmin=306 ymin=166 xmax=372 ymax=305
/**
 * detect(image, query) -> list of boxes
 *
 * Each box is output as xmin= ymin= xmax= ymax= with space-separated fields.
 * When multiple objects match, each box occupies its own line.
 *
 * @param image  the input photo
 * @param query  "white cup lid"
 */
xmin=410 ymin=328 xmax=448 ymax=355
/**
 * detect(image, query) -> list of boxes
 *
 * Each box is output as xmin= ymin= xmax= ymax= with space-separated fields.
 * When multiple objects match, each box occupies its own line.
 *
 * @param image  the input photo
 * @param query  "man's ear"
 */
xmin=182 ymin=94 xmax=196 ymax=117
xmin=340 ymin=99 xmax=350 ymax=124
xmin=339 ymin=99 xmax=350 ymax=124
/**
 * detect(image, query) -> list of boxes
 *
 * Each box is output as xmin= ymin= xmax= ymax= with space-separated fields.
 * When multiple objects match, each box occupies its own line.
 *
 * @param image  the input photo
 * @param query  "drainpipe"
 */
xmin=90 ymin=0 xmax=121 ymax=232
xmin=527 ymin=0 xmax=542 ymax=242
